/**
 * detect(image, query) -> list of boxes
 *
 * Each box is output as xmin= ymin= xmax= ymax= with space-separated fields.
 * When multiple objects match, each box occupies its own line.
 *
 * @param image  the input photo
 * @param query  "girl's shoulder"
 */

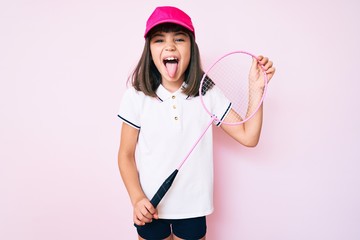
xmin=202 ymin=84 xmax=226 ymax=100
xmin=123 ymin=86 xmax=146 ymax=99
xmin=121 ymin=86 xmax=158 ymax=109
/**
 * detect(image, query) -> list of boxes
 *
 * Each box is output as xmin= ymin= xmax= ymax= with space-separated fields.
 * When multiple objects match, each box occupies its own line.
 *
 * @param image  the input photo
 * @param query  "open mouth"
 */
xmin=163 ymin=57 xmax=179 ymax=78
xmin=163 ymin=57 xmax=179 ymax=65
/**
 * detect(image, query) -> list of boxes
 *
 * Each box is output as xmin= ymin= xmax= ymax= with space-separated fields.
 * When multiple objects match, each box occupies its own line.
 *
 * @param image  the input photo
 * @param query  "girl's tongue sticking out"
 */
xmin=164 ymin=58 xmax=178 ymax=78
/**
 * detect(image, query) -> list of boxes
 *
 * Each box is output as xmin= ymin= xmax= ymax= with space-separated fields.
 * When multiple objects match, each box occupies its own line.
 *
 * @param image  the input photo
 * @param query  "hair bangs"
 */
xmin=147 ymin=23 xmax=193 ymax=39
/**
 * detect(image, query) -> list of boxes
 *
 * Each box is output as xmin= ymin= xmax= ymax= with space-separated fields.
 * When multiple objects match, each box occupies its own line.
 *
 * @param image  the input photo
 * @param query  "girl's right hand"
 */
xmin=133 ymin=197 xmax=158 ymax=226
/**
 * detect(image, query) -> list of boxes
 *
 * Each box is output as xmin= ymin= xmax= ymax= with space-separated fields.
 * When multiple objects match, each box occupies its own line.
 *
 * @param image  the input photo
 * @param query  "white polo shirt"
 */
xmin=118 ymin=84 xmax=231 ymax=219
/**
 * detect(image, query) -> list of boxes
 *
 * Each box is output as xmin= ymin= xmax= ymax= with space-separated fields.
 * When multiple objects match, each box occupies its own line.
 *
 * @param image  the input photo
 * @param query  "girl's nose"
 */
xmin=165 ymin=44 xmax=175 ymax=51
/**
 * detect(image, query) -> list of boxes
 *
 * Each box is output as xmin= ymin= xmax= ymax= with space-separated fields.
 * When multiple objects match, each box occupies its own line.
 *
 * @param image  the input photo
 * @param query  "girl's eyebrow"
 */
xmin=174 ymin=31 xmax=188 ymax=37
xmin=151 ymin=32 xmax=165 ymax=38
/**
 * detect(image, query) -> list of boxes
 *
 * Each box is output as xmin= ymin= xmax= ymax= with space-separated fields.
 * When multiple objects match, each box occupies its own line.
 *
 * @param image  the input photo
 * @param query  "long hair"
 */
xmin=128 ymin=23 xmax=210 ymax=97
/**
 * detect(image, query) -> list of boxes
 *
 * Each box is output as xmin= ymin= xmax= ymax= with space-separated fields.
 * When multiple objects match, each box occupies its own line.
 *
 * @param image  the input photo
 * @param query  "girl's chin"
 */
xmin=162 ymin=74 xmax=184 ymax=83
xmin=162 ymin=79 xmax=183 ymax=85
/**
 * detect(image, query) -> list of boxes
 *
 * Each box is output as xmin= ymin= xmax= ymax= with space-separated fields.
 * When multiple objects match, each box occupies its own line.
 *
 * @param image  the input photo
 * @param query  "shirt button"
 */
xmin=172 ymin=96 xmax=176 ymax=99
xmin=174 ymin=116 xmax=178 ymax=120
xmin=172 ymin=105 xmax=176 ymax=109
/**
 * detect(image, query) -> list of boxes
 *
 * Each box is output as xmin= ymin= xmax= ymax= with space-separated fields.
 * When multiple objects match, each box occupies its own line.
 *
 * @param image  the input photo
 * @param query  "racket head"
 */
xmin=199 ymin=51 xmax=268 ymax=126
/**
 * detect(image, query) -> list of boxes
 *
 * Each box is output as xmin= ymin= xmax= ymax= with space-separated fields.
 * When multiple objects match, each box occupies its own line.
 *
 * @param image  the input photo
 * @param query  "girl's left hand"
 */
xmin=249 ymin=55 xmax=276 ymax=84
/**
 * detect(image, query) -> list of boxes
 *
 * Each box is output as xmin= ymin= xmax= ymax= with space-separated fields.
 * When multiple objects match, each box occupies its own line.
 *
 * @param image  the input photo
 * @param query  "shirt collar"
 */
xmin=156 ymin=83 xmax=190 ymax=101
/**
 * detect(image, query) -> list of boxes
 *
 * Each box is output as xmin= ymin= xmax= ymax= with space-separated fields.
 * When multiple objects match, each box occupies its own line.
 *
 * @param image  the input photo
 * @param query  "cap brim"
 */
xmin=144 ymin=19 xmax=195 ymax=38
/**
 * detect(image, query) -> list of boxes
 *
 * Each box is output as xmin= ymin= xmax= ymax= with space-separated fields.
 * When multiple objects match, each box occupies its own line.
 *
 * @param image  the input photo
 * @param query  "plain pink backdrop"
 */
xmin=1 ymin=0 xmax=359 ymax=239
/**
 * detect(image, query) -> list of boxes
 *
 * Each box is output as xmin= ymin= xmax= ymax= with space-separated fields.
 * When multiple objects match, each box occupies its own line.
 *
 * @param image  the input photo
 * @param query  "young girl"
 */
xmin=118 ymin=6 xmax=275 ymax=240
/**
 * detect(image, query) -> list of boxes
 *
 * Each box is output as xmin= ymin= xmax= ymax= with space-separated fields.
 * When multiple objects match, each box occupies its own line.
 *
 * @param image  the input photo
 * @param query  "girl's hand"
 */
xmin=249 ymin=55 xmax=276 ymax=86
xmin=133 ymin=197 xmax=158 ymax=226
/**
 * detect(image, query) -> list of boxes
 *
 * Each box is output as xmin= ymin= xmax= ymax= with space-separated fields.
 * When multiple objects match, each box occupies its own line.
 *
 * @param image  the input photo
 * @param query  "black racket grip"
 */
xmin=134 ymin=170 xmax=178 ymax=229
xmin=150 ymin=169 xmax=178 ymax=208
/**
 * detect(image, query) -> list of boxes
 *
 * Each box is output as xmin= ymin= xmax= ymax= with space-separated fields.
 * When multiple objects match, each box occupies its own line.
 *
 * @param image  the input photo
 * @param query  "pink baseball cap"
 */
xmin=144 ymin=6 xmax=195 ymax=38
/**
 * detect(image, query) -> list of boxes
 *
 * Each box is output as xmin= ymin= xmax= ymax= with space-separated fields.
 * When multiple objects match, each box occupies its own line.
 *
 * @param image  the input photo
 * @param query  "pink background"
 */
xmin=1 ymin=0 xmax=359 ymax=239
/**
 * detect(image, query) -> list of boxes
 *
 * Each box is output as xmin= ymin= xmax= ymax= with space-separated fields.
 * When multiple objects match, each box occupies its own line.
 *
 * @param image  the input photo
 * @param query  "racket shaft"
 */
xmin=150 ymin=169 xmax=178 ymax=208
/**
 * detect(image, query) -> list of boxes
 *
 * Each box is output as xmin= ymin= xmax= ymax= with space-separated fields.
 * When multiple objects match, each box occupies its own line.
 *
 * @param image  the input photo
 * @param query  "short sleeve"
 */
xmin=117 ymin=87 xmax=142 ymax=129
xmin=208 ymin=85 xmax=232 ymax=127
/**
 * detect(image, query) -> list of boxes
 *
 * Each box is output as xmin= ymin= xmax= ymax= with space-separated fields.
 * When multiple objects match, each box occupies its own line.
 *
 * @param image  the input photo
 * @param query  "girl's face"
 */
xmin=150 ymin=30 xmax=191 ymax=92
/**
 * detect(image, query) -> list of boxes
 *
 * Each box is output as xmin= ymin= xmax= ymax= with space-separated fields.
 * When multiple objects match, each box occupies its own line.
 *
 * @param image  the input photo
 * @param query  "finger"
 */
xmin=265 ymin=67 xmax=276 ymax=82
xmin=266 ymin=66 xmax=276 ymax=75
xmin=140 ymin=207 xmax=154 ymax=221
xmin=257 ymin=55 xmax=264 ymax=62
xmin=134 ymin=215 xmax=145 ymax=226
xmin=258 ymin=56 xmax=269 ymax=66
xmin=134 ymin=206 xmax=153 ymax=223
xmin=263 ymin=60 xmax=273 ymax=71
xmin=137 ymin=213 xmax=152 ymax=224
xmin=145 ymin=201 xmax=156 ymax=214
xmin=148 ymin=206 xmax=158 ymax=219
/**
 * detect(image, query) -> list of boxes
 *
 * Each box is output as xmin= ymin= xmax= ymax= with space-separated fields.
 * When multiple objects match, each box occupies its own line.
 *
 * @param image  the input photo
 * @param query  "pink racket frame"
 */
xmin=177 ymin=51 xmax=268 ymax=170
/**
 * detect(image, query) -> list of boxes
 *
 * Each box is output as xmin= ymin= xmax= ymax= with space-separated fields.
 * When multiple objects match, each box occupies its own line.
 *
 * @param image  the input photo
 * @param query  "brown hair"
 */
xmin=128 ymin=23 xmax=208 ymax=97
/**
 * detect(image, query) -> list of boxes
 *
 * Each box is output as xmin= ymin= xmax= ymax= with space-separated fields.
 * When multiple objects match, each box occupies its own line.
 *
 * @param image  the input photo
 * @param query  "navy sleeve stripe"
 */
xmin=117 ymin=115 xmax=141 ymax=129
xmin=216 ymin=102 xmax=232 ymax=126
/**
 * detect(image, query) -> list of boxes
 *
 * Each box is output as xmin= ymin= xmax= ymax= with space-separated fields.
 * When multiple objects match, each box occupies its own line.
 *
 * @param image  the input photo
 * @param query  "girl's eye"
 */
xmin=153 ymin=39 xmax=163 ymax=43
xmin=175 ymin=38 xmax=185 ymax=42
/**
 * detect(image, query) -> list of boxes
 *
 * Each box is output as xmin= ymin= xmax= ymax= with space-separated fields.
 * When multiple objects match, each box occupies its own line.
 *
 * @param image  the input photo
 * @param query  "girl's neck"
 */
xmin=161 ymin=79 xmax=184 ymax=93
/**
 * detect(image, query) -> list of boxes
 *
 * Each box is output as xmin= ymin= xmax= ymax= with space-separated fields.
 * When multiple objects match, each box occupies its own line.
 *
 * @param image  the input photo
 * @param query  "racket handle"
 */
xmin=134 ymin=169 xmax=178 ymax=229
xmin=150 ymin=169 xmax=178 ymax=208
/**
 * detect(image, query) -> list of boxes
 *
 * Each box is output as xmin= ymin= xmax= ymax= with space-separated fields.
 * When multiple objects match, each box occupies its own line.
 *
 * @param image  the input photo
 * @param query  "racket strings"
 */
xmin=200 ymin=76 xmax=215 ymax=96
xmin=201 ymin=52 xmax=266 ymax=125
